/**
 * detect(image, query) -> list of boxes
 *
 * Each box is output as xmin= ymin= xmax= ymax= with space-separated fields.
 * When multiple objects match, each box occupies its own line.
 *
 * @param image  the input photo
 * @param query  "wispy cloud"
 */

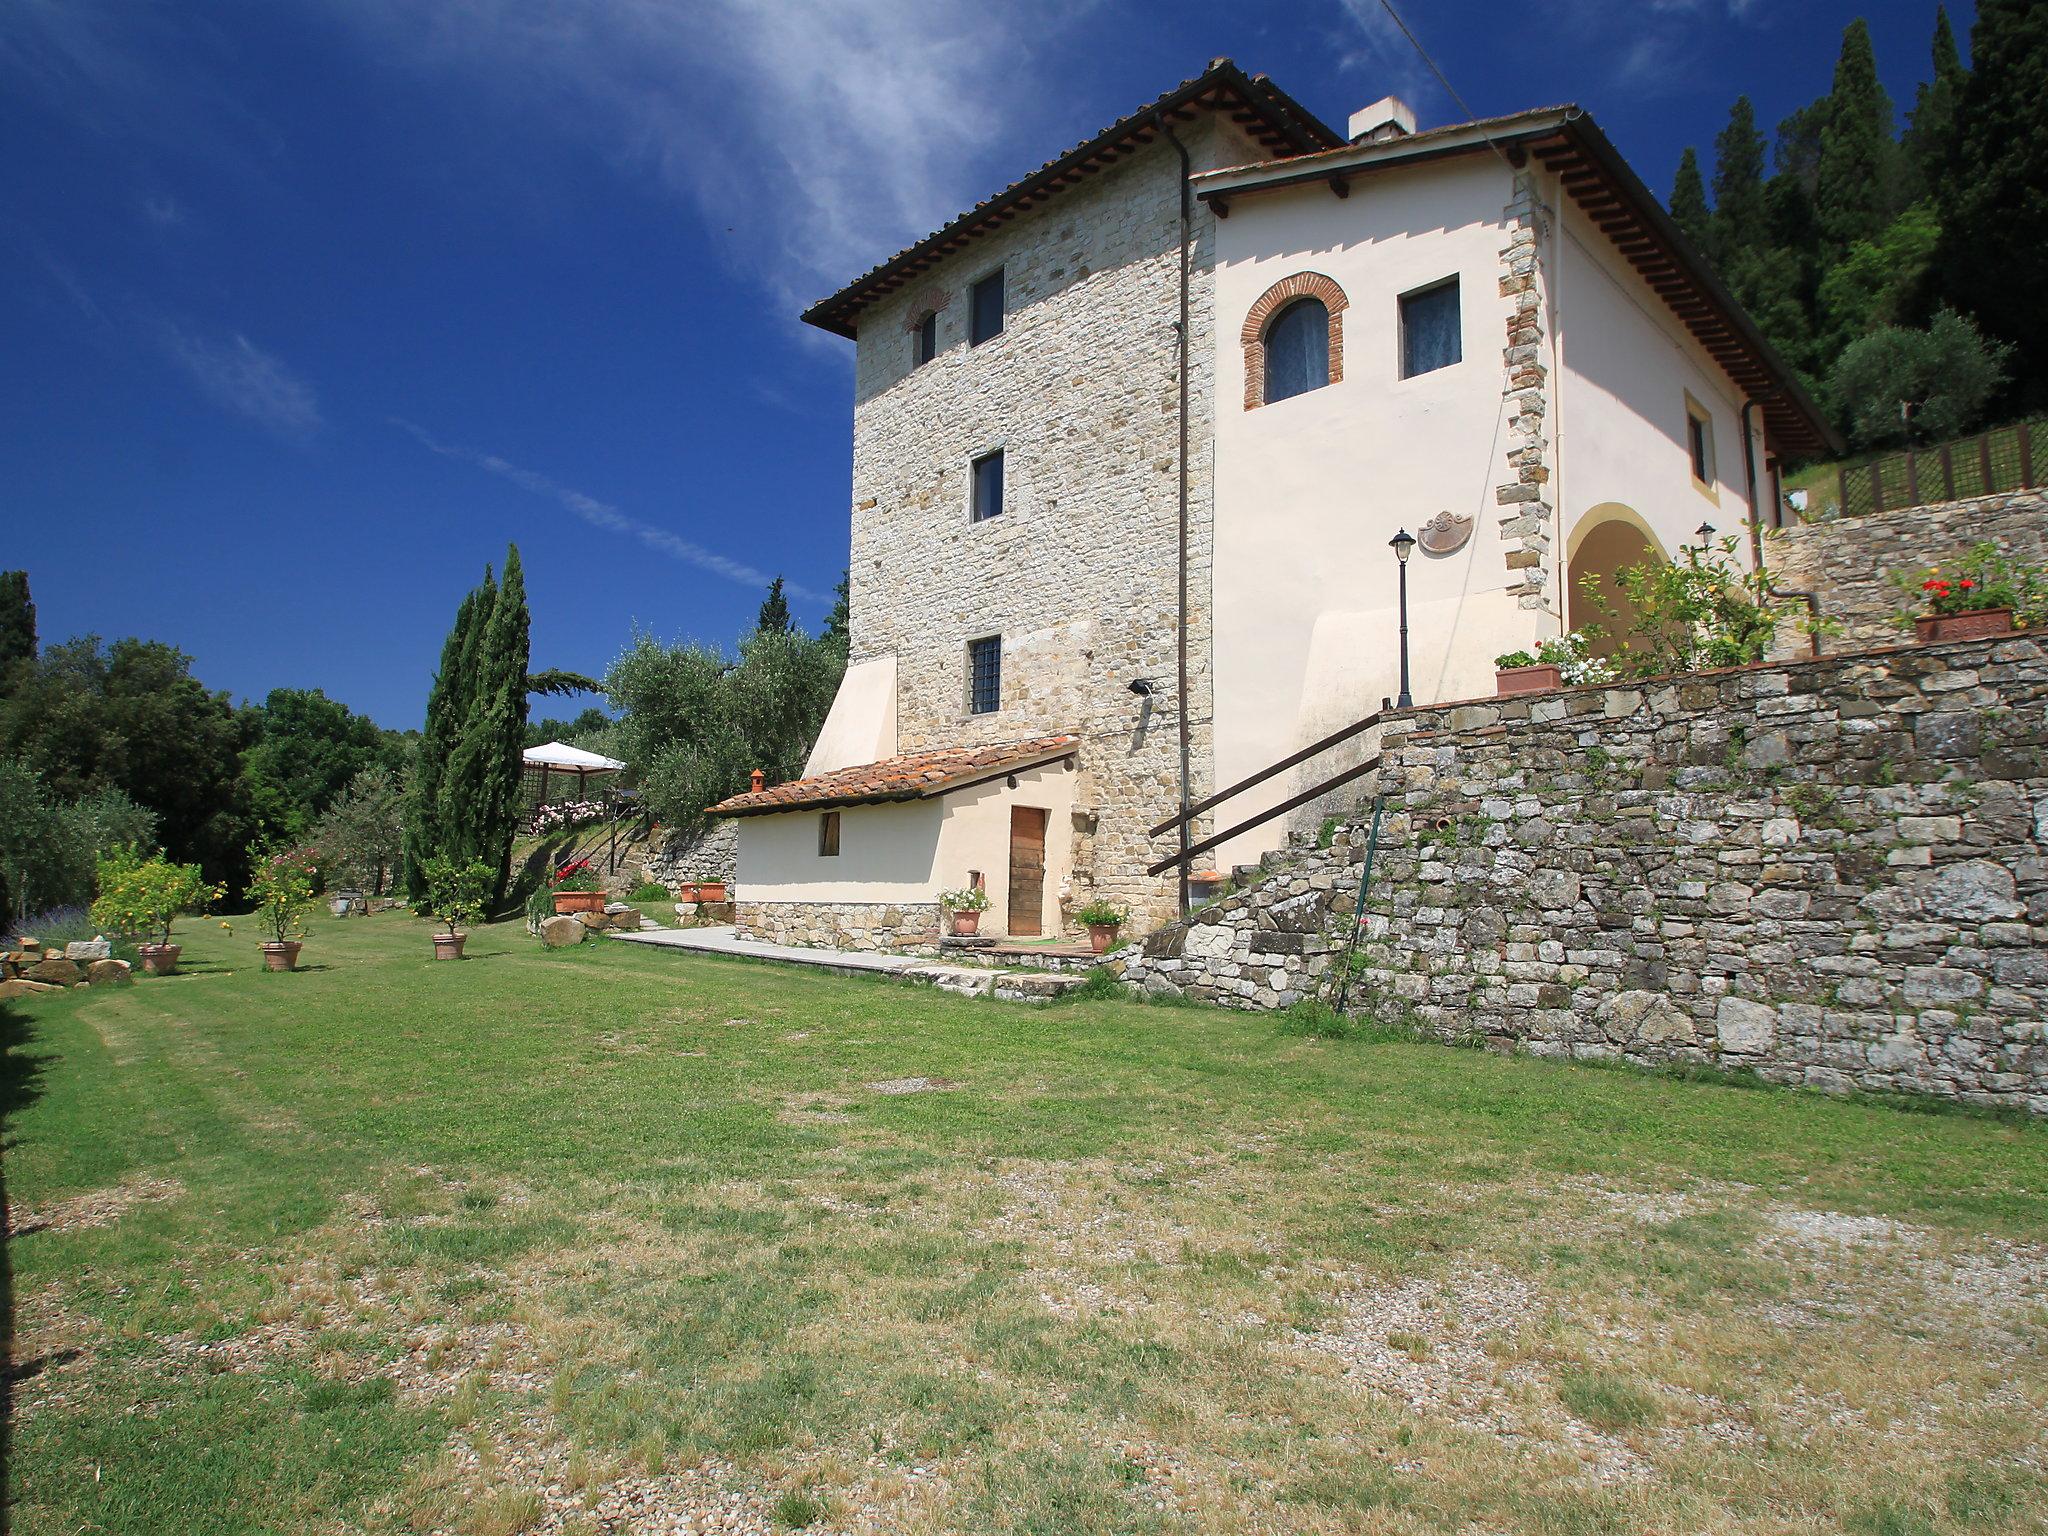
xmin=160 ymin=323 xmax=322 ymax=436
xmin=395 ymin=420 xmax=821 ymax=602
xmin=36 ymin=250 xmax=106 ymax=326
xmin=1332 ymin=0 xmax=1435 ymax=115
xmin=142 ymin=193 xmax=185 ymax=228
xmin=323 ymin=0 xmax=1088 ymax=316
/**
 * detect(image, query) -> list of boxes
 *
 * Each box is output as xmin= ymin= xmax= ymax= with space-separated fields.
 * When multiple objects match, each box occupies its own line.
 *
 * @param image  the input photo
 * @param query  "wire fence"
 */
xmin=1837 ymin=419 xmax=2045 ymax=516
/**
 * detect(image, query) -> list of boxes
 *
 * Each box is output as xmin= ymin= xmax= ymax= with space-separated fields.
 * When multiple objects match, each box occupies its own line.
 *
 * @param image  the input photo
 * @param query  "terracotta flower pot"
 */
xmin=1496 ymin=662 xmax=1563 ymax=697
xmin=949 ymin=909 xmax=981 ymax=937
xmin=553 ymin=889 xmax=605 ymax=915
xmin=675 ymin=882 xmax=728 ymax=904
xmin=137 ymin=943 xmax=181 ymax=977
xmin=433 ymin=931 xmax=467 ymax=961
xmin=260 ymin=941 xmax=302 ymax=973
xmin=1914 ymin=608 xmax=2015 ymax=644
xmin=1087 ymin=923 xmax=1121 ymax=955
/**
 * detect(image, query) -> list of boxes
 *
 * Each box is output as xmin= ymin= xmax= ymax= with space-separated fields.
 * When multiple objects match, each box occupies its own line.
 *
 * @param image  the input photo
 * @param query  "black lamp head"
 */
xmin=1127 ymin=678 xmax=1154 ymax=697
xmin=1389 ymin=528 xmax=1417 ymax=564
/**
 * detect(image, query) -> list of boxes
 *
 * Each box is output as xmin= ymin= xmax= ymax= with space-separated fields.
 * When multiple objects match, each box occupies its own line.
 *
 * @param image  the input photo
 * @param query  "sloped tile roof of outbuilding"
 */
xmin=707 ymin=735 xmax=1080 ymax=817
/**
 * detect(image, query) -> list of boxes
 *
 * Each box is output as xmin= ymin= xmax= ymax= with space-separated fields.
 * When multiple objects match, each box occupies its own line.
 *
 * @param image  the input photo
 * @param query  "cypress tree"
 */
xmin=756 ymin=575 xmax=794 ymax=635
xmin=404 ymin=570 xmax=493 ymax=899
xmin=1712 ymin=97 xmax=1768 ymax=262
xmin=0 ymin=570 xmax=35 ymax=677
xmin=442 ymin=546 xmax=529 ymax=900
xmin=1669 ymin=148 xmax=1712 ymax=253
xmin=1936 ymin=0 xmax=2048 ymax=400
xmin=822 ymin=569 xmax=851 ymax=655
xmin=1903 ymin=6 xmax=1968 ymax=200
xmin=1815 ymin=19 xmax=1899 ymax=250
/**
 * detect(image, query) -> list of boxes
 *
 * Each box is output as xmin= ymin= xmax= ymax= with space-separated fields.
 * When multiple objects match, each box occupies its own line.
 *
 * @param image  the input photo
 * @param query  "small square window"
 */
xmin=1399 ymin=278 xmax=1461 ymax=378
xmin=1686 ymin=400 xmax=1716 ymax=485
xmin=968 ymin=635 xmax=1001 ymax=715
xmin=818 ymin=811 xmax=840 ymax=857
xmin=913 ymin=312 xmax=936 ymax=367
xmin=970 ymin=268 xmax=1005 ymax=345
xmin=971 ymin=449 xmax=1004 ymax=522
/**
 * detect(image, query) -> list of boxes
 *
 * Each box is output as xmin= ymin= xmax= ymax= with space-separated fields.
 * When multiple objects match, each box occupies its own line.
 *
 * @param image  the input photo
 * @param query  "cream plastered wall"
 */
xmin=1549 ymin=187 xmax=1765 ymax=632
xmin=732 ymin=758 xmax=1076 ymax=937
xmin=803 ymin=654 xmax=898 ymax=776
xmin=1208 ymin=156 xmax=1531 ymax=870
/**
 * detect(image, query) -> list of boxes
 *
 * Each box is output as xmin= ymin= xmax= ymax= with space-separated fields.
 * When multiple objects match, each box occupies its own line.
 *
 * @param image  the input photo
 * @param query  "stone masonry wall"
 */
xmin=735 ymin=900 xmax=942 ymax=954
xmin=1770 ymin=490 xmax=2048 ymax=655
xmin=643 ymin=820 xmax=738 ymax=890
xmin=846 ymin=117 xmax=1265 ymax=932
xmin=1119 ymin=636 xmax=2048 ymax=1113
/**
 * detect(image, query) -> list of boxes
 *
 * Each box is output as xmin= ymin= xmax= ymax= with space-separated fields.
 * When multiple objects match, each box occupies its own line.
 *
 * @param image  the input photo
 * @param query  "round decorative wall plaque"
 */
xmin=1418 ymin=510 xmax=1474 ymax=555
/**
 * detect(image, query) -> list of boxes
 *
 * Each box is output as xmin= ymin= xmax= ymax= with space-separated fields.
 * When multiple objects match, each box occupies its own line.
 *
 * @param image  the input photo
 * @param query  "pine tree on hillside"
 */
xmin=1936 ymin=0 xmax=2048 ymax=405
xmin=1712 ymin=97 xmax=1769 ymax=261
xmin=756 ymin=576 xmax=794 ymax=635
xmin=0 ymin=571 xmax=35 ymax=677
xmin=1815 ymin=19 xmax=1900 ymax=250
xmin=403 ymin=572 xmax=492 ymax=899
xmin=1669 ymin=148 xmax=1712 ymax=254
xmin=440 ymin=552 xmax=525 ymax=885
xmin=1902 ymin=6 xmax=1969 ymax=202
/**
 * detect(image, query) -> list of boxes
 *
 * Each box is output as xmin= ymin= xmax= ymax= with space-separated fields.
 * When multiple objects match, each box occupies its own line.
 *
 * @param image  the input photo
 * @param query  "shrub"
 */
xmin=1065 ymin=966 xmax=1125 ymax=1001
xmin=1577 ymin=536 xmax=1789 ymax=678
xmin=1893 ymin=542 xmax=2046 ymax=624
xmin=627 ymin=881 xmax=671 ymax=905
xmin=1072 ymin=899 xmax=1128 ymax=928
xmin=246 ymin=844 xmax=319 ymax=945
xmin=89 ymin=850 xmax=220 ymax=948
xmin=550 ymin=858 xmax=602 ymax=893
xmin=417 ymin=855 xmax=492 ymax=937
xmin=938 ymin=885 xmax=990 ymax=912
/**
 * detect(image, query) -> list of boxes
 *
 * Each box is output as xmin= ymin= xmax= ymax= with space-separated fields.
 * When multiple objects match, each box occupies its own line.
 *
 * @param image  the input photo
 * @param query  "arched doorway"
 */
xmin=1566 ymin=507 xmax=1665 ymax=658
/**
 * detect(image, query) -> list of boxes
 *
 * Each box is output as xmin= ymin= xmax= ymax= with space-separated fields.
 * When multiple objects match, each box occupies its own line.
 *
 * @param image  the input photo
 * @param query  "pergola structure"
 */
xmin=522 ymin=741 xmax=626 ymax=806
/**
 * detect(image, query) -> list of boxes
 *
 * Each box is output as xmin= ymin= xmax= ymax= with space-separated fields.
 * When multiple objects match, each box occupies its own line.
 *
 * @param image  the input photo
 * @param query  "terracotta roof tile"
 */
xmin=800 ymin=60 xmax=1339 ymax=339
xmin=707 ymin=735 xmax=1080 ymax=817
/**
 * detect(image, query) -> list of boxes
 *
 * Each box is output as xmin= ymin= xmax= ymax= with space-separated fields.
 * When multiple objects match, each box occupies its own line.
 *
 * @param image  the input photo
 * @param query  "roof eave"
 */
xmin=1193 ymin=107 xmax=1840 ymax=459
xmin=799 ymin=61 xmax=1340 ymax=340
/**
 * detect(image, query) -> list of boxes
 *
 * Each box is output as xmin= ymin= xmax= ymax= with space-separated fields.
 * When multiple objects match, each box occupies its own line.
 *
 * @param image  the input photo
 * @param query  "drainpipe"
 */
xmin=1160 ymin=114 xmax=1193 ymax=916
xmin=1742 ymin=396 xmax=1821 ymax=657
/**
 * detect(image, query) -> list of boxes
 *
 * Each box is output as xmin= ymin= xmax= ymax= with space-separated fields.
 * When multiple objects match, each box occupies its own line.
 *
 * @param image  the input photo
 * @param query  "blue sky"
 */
xmin=1 ymin=0 xmax=1968 ymax=728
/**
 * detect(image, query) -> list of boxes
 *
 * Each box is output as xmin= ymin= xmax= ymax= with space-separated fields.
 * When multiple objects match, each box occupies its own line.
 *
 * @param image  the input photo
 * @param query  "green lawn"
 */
xmin=6 ymin=910 xmax=2046 ymax=1535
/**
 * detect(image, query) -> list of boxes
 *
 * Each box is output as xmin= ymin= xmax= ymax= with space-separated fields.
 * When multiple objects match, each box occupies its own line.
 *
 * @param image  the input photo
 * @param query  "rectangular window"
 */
xmin=818 ymin=811 xmax=840 ymax=857
xmin=971 ymin=449 xmax=1004 ymax=522
xmin=968 ymin=635 xmax=1001 ymax=715
xmin=1686 ymin=397 xmax=1716 ymax=485
xmin=1399 ymin=278 xmax=1461 ymax=378
xmin=970 ymin=268 xmax=1005 ymax=345
xmin=913 ymin=311 xmax=936 ymax=367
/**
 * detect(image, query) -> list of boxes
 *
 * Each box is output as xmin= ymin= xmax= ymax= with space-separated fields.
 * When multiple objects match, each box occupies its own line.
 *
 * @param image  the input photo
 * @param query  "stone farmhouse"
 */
xmin=707 ymin=59 xmax=1840 ymax=952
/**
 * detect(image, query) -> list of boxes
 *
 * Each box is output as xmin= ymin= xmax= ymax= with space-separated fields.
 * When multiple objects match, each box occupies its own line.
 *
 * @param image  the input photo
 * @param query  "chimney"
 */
xmin=749 ymin=768 xmax=765 ymax=792
xmin=1348 ymin=96 xmax=1417 ymax=144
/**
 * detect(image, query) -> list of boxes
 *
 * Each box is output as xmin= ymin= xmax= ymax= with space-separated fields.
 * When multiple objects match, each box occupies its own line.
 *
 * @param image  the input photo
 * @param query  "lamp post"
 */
xmin=1694 ymin=521 xmax=1717 ymax=550
xmin=1389 ymin=528 xmax=1417 ymax=709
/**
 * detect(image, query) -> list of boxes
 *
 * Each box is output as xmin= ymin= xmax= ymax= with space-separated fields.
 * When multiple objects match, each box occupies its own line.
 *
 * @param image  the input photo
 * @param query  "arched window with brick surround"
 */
xmin=1241 ymin=272 xmax=1347 ymax=409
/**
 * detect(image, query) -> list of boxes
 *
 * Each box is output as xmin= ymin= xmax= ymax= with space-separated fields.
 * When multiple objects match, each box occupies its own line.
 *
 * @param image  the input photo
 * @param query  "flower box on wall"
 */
xmin=552 ymin=889 xmax=606 ymax=915
xmin=1913 ymin=608 xmax=2015 ymax=644
xmin=1495 ymin=663 xmax=1563 ymax=697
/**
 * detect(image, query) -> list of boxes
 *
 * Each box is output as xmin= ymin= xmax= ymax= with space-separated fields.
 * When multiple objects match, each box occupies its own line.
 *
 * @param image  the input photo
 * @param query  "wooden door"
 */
xmin=1007 ymin=806 xmax=1048 ymax=937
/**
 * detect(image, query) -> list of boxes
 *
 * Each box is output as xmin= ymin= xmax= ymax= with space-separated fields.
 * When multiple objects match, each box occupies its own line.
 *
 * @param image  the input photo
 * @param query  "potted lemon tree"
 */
xmin=247 ymin=844 xmax=317 ymax=972
xmin=91 ymin=851 xmax=219 ymax=976
xmin=420 ymin=855 xmax=491 ymax=960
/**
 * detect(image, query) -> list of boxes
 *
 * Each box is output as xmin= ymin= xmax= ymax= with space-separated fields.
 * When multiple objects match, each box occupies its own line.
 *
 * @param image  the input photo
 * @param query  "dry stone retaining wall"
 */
xmin=643 ymin=820 xmax=738 ymax=889
xmin=1119 ymin=635 xmax=2048 ymax=1114
xmin=1770 ymin=489 xmax=2047 ymax=655
xmin=734 ymin=900 xmax=941 ymax=954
